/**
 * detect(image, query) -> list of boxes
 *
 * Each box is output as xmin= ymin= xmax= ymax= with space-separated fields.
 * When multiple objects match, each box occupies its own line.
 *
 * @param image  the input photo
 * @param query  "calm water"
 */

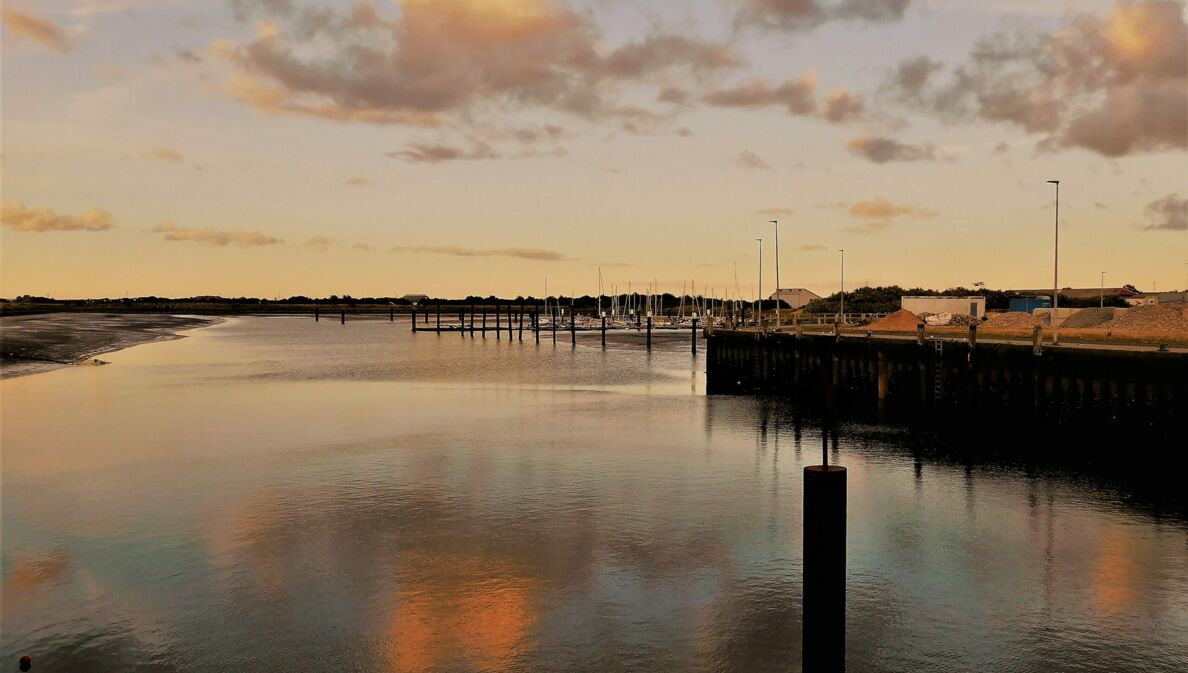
xmin=2 ymin=317 xmax=1186 ymax=672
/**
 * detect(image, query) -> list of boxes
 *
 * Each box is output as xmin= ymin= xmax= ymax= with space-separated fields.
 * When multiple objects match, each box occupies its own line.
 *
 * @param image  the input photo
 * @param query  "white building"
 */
xmin=769 ymin=288 xmax=821 ymax=310
xmin=901 ymin=296 xmax=986 ymax=318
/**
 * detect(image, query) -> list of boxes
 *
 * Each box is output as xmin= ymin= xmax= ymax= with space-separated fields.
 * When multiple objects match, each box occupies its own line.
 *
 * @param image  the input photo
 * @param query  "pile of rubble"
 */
xmin=1061 ymin=307 xmax=1119 ymax=328
xmin=1101 ymin=304 xmax=1188 ymax=333
xmin=983 ymin=312 xmax=1045 ymax=330
xmin=920 ymin=312 xmax=980 ymax=327
xmin=867 ymin=309 xmax=922 ymax=331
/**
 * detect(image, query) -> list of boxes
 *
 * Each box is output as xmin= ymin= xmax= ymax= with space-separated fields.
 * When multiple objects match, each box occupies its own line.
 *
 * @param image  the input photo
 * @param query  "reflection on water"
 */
xmin=2 ymin=317 xmax=1186 ymax=672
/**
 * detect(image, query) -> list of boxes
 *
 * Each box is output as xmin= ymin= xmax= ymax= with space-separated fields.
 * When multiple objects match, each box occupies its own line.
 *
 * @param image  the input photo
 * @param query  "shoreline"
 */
xmin=0 ymin=313 xmax=223 ymax=380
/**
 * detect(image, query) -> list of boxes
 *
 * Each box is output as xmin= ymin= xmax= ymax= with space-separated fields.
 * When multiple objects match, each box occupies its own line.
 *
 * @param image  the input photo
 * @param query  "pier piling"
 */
xmin=601 ymin=316 xmax=607 ymax=349
xmin=803 ymin=459 xmax=846 ymax=673
xmin=647 ymin=316 xmax=652 ymax=350
xmin=340 ymin=309 xmax=345 ymax=325
xmin=692 ymin=319 xmax=699 ymax=354
xmin=315 ymin=307 xmax=319 ymax=322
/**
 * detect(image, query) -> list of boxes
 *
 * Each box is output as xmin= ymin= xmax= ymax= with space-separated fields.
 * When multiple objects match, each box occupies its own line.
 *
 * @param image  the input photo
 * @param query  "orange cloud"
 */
xmin=390 ymin=245 xmax=574 ymax=261
xmin=214 ymin=0 xmax=740 ymax=126
xmin=345 ymin=177 xmax=369 ymax=187
xmin=306 ymin=236 xmax=333 ymax=250
xmin=2 ymin=8 xmax=69 ymax=53
xmin=849 ymin=197 xmax=937 ymax=220
xmin=152 ymin=222 xmax=282 ymax=246
xmin=846 ymin=136 xmax=935 ymax=163
xmin=1 ymin=202 xmax=114 ymax=232
xmin=146 ymin=147 xmax=185 ymax=162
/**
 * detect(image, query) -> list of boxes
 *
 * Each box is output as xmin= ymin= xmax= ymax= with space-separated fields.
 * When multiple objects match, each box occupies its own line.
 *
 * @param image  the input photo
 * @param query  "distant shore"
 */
xmin=0 ymin=313 xmax=222 ymax=379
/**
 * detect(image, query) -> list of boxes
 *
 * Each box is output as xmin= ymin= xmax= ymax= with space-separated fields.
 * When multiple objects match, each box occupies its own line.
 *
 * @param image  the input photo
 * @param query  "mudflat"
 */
xmin=0 ymin=313 xmax=219 ymax=379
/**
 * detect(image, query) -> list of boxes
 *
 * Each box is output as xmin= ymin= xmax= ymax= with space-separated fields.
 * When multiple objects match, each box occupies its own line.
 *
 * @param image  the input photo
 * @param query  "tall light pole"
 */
xmin=756 ymin=238 xmax=763 ymax=327
xmin=1100 ymin=270 xmax=1106 ymax=308
xmin=838 ymin=249 xmax=845 ymax=325
xmin=771 ymin=220 xmax=781 ymax=329
xmin=1047 ymin=180 xmax=1060 ymax=345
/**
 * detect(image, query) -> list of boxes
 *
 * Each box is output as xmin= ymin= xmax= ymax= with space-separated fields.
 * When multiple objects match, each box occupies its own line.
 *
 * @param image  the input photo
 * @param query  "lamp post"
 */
xmin=756 ymin=238 xmax=763 ymax=328
xmin=771 ymin=220 xmax=781 ymax=329
xmin=837 ymin=249 xmax=845 ymax=325
xmin=1047 ymin=180 xmax=1060 ymax=345
xmin=1100 ymin=271 xmax=1106 ymax=308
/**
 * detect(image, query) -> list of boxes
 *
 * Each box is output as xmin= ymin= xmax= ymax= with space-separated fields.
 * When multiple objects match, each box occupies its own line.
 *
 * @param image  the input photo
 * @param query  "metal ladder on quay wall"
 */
xmin=933 ymin=339 xmax=944 ymax=403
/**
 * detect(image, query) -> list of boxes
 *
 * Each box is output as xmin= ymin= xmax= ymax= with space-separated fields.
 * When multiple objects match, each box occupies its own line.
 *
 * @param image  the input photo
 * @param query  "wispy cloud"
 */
xmin=755 ymin=207 xmax=794 ymax=216
xmin=2 ymin=202 xmax=114 ymax=232
xmin=849 ymin=197 xmax=937 ymax=220
xmin=1140 ymin=193 xmax=1186 ymax=231
xmin=153 ymin=222 xmax=282 ymax=246
xmin=798 ymin=244 xmax=827 ymax=251
xmin=386 ymin=141 xmax=497 ymax=164
xmin=306 ymin=236 xmax=333 ymax=250
xmin=847 ymin=136 xmax=936 ymax=163
xmin=145 ymin=147 xmax=185 ymax=163
xmin=390 ymin=245 xmax=575 ymax=261
xmin=737 ymin=150 xmax=770 ymax=170
xmin=345 ymin=177 xmax=369 ymax=187
xmin=2 ymin=8 xmax=70 ymax=53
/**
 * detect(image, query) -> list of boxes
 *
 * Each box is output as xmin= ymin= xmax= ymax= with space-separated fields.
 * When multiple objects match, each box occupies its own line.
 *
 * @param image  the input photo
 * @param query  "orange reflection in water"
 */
xmin=385 ymin=553 xmax=538 ymax=673
xmin=1092 ymin=527 xmax=1137 ymax=615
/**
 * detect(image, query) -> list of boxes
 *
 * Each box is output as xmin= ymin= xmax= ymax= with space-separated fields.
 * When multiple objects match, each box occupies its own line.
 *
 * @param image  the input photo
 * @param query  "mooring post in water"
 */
xmin=482 ymin=306 xmax=487 ymax=338
xmin=646 ymin=316 xmax=653 ymax=350
xmin=803 ymin=434 xmax=846 ymax=673
xmin=601 ymin=316 xmax=607 ymax=348
xmin=411 ymin=307 xmax=417 ymax=332
xmin=692 ymin=318 xmax=699 ymax=354
xmin=496 ymin=304 xmax=501 ymax=340
xmin=341 ymin=309 xmax=345 ymax=325
xmin=968 ymin=323 xmax=978 ymax=348
xmin=519 ymin=306 xmax=524 ymax=341
xmin=877 ymin=351 xmax=890 ymax=401
xmin=534 ymin=310 xmax=540 ymax=344
xmin=917 ymin=323 xmax=925 ymax=346
xmin=469 ymin=305 xmax=475 ymax=337
xmin=435 ymin=303 xmax=441 ymax=333
xmin=390 ymin=307 xmax=394 ymax=322
xmin=459 ymin=309 xmax=465 ymax=337
xmin=570 ymin=308 xmax=577 ymax=347
xmin=1032 ymin=325 xmax=1043 ymax=356
xmin=552 ymin=305 xmax=558 ymax=344
xmin=315 ymin=307 xmax=319 ymax=322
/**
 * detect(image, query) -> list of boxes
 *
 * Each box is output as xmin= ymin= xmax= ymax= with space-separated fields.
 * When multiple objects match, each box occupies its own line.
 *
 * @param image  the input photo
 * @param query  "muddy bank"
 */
xmin=0 ymin=313 xmax=220 ymax=379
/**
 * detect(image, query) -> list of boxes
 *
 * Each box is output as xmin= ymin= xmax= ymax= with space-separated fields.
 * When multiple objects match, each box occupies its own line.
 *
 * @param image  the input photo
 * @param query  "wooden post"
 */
xmin=535 ymin=310 xmax=540 ymax=344
xmin=315 ymin=307 xmax=319 ymax=322
xmin=340 ymin=309 xmax=345 ymax=325
xmin=1032 ymin=325 xmax=1043 ymax=356
xmin=482 ymin=306 xmax=487 ymax=338
xmin=692 ymin=318 xmax=698 ymax=354
xmin=496 ymin=304 xmax=501 ymax=340
xmin=647 ymin=316 xmax=652 ymax=350
xmin=411 ymin=307 xmax=417 ymax=332
xmin=518 ymin=306 xmax=524 ymax=341
xmin=435 ymin=303 xmax=440 ymax=333
xmin=570 ymin=307 xmax=576 ymax=347
xmin=968 ymin=323 xmax=977 ymax=348
xmin=552 ymin=304 xmax=557 ymax=344
xmin=803 ymin=464 xmax=846 ymax=672
xmin=459 ymin=309 xmax=464 ymax=337
xmin=877 ymin=352 xmax=890 ymax=400
xmin=833 ymin=321 xmax=840 ymax=338
xmin=470 ymin=305 xmax=475 ymax=337
xmin=601 ymin=316 xmax=607 ymax=348
xmin=390 ymin=307 xmax=394 ymax=322
xmin=917 ymin=323 xmax=925 ymax=346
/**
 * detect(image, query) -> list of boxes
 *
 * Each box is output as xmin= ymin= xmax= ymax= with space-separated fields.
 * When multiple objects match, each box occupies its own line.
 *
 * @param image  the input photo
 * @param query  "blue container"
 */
xmin=1009 ymin=297 xmax=1052 ymax=314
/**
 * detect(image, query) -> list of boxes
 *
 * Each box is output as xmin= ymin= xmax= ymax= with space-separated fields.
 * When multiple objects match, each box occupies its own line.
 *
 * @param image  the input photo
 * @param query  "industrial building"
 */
xmin=901 ymin=296 xmax=986 ymax=318
xmin=769 ymin=288 xmax=821 ymax=310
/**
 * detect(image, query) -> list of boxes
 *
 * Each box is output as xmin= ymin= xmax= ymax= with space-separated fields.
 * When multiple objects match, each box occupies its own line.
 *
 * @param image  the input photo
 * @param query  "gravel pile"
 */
xmin=983 ymin=312 xmax=1044 ymax=330
xmin=1101 ymin=304 xmax=1188 ymax=332
xmin=1061 ymin=307 xmax=1119 ymax=328
xmin=867 ymin=309 xmax=921 ymax=331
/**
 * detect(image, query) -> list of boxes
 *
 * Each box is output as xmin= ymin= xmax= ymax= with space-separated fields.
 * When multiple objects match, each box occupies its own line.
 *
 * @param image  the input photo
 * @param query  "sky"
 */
xmin=1 ymin=0 xmax=1185 ymax=299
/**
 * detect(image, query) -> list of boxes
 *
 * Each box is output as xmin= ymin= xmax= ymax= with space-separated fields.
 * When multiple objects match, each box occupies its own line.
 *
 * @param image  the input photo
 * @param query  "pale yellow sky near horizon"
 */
xmin=2 ymin=0 xmax=1185 ymax=299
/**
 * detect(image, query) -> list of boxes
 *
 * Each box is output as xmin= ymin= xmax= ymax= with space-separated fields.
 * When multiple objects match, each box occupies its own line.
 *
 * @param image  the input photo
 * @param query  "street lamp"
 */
xmin=756 ymin=238 xmax=763 ymax=327
xmin=1047 ymin=180 xmax=1060 ymax=345
xmin=838 ymin=249 xmax=845 ymax=325
xmin=1100 ymin=270 xmax=1106 ymax=308
xmin=771 ymin=220 xmax=781 ymax=329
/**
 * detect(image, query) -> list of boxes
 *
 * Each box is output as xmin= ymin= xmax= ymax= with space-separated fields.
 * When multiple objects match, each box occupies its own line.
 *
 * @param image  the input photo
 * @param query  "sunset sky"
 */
xmin=2 ymin=0 xmax=1185 ymax=299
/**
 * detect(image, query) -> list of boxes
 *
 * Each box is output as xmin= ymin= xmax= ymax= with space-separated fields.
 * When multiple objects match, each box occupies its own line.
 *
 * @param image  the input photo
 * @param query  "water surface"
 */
xmin=3 ymin=317 xmax=1185 ymax=672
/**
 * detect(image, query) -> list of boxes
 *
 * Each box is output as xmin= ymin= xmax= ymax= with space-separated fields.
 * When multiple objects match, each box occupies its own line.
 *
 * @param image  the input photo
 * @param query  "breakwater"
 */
xmin=705 ymin=330 xmax=1186 ymax=431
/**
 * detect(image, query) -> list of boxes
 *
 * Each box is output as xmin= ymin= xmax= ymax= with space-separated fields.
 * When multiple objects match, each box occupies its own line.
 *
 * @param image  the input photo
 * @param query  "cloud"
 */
xmin=1 ymin=202 xmax=114 ymax=232
xmin=213 ymin=0 xmax=741 ymax=127
xmin=390 ymin=245 xmax=574 ymax=261
xmin=849 ymin=197 xmax=936 ymax=220
xmin=755 ymin=207 xmax=795 ymax=216
xmin=2 ymin=8 xmax=70 ymax=53
xmin=843 ymin=220 xmax=895 ymax=235
xmin=704 ymin=73 xmax=818 ymax=115
xmin=1140 ymin=193 xmax=1186 ymax=231
xmin=386 ymin=140 xmax=498 ymax=164
xmin=306 ymin=236 xmax=333 ymax=250
xmin=146 ymin=147 xmax=185 ymax=162
xmin=675 ymin=127 xmax=693 ymax=137
xmin=657 ymin=87 xmax=692 ymax=105
xmin=345 ymin=177 xmax=369 ymax=187
xmin=846 ymin=136 xmax=936 ymax=163
xmin=352 ymin=243 xmax=376 ymax=251
xmin=737 ymin=0 xmax=913 ymax=31
xmin=153 ymin=222 xmax=282 ymax=246
xmin=887 ymin=55 xmax=942 ymax=100
xmin=821 ymin=89 xmax=864 ymax=122
xmin=886 ymin=1 xmax=1187 ymax=157
xmin=798 ymin=244 xmax=827 ymax=251
xmin=737 ymin=150 xmax=770 ymax=169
